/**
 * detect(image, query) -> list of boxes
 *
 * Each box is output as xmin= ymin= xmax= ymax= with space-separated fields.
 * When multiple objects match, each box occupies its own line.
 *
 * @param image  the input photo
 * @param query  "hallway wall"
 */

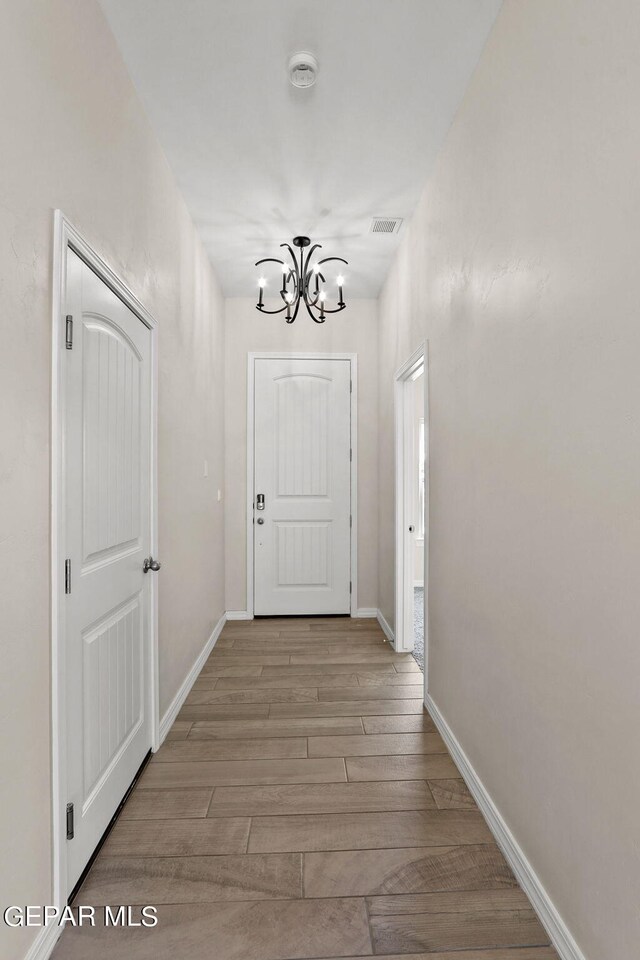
xmin=224 ymin=298 xmax=378 ymax=614
xmin=377 ymin=1 xmax=640 ymax=957
xmin=0 ymin=2 xmax=225 ymax=958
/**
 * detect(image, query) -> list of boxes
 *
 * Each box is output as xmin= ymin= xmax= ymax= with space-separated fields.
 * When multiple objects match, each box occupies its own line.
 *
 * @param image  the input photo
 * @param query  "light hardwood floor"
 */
xmin=53 ymin=617 xmax=558 ymax=960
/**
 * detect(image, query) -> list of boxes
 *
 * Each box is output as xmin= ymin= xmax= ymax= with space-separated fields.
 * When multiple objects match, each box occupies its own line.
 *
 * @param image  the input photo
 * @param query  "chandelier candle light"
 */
xmin=255 ymin=235 xmax=347 ymax=323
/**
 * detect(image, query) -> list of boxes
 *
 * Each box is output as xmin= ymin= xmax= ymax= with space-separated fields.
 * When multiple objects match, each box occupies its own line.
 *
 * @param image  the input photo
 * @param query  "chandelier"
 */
xmin=255 ymin=236 xmax=347 ymax=324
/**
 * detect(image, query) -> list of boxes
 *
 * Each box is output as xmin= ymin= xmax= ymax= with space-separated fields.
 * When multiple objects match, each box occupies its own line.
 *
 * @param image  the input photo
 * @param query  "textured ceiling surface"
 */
xmin=100 ymin=0 xmax=502 ymax=296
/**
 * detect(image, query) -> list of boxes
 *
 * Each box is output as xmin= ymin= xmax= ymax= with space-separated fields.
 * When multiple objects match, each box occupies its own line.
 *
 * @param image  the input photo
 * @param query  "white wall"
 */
xmin=224 ymin=298 xmax=378 ymax=614
xmin=0 ymin=3 xmax=225 ymax=958
xmin=378 ymin=1 xmax=640 ymax=957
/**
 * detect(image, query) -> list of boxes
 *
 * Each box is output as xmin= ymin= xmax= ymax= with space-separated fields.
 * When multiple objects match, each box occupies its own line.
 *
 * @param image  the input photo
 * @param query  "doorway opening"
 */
xmin=395 ymin=345 xmax=428 ymax=680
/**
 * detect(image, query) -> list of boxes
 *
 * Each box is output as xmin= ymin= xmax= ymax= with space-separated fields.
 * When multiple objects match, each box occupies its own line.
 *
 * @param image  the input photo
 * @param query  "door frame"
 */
xmin=394 ymin=343 xmax=429 ymax=679
xmin=51 ymin=211 xmax=159 ymax=909
xmin=246 ymin=352 xmax=358 ymax=619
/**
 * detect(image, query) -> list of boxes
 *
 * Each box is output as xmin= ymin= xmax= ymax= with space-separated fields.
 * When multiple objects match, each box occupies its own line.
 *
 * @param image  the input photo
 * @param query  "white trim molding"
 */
xmin=23 ymin=921 xmax=62 ymax=960
xmin=376 ymin=609 xmax=395 ymax=644
xmin=225 ymin=610 xmax=252 ymax=621
xmin=355 ymin=608 xmax=377 ymax=618
xmin=158 ymin=613 xmax=227 ymax=744
xmin=246 ymin=352 xmax=358 ymax=618
xmin=425 ymin=693 xmax=586 ymax=960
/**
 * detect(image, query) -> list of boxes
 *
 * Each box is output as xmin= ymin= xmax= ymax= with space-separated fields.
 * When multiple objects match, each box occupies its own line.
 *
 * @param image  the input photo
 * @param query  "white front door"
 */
xmin=253 ymin=357 xmax=352 ymax=615
xmin=64 ymin=250 xmax=153 ymax=893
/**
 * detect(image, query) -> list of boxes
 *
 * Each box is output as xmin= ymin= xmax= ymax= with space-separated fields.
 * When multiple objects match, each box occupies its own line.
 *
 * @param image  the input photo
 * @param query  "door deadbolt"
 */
xmin=256 ymin=494 xmax=265 ymax=510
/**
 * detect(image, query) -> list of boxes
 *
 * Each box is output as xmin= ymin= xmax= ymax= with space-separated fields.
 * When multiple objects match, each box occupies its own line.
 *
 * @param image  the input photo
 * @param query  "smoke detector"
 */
xmin=289 ymin=52 xmax=318 ymax=89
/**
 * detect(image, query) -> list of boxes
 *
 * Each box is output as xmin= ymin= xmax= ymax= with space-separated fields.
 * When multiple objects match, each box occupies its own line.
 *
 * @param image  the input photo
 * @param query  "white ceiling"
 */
xmin=99 ymin=0 xmax=502 ymax=297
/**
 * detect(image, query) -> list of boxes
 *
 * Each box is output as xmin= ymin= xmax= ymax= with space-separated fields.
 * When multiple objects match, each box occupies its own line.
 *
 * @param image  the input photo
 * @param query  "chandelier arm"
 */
xmin=255 ymin=257 xmax=286 ymax=267
xmin=287 ymin=290 xmax=303 ymax=324
xmin=314 ymin=303 xmax=347 ymax=315
xmin=302 ymin=244 xmax=323 ymax=299
xmin=256 ymin=303 xmax=290 ymax=315
xmin=304 ymin=298 xmax=326 ymax=324
xmin=316 ymin=256 xmax=349 ymax=267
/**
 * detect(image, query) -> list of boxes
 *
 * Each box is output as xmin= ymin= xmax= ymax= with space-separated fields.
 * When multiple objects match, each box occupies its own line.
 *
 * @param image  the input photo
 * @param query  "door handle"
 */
xmin=408 ymin=525 xmax=415 ymax=533
xmin=256 ymin=517 xmax=264 ymax=525
xmin=143 ymin=556 xmax=161 ymax=573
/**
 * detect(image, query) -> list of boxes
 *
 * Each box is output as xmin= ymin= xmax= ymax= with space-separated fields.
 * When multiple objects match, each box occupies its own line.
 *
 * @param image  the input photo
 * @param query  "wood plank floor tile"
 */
xmin=303 ymin=844 xmax=518 ymax=897
xmin=185 ymin=687 xmax=319 ymax=705
xmin=154 ymin=738 xmax=308 ymax=762
xmin=429 ymin=778 xmax=477 ymax=810
xmin=101 ymin=818 xmax=251 ymax=857
xmin=165 ymin=720 xmax=193 ymax=740
xmin=177 ymin=704 xmax=270 ymax=722
xmin=139 ymin=757 xmax=346 ymax=789
xmin=290 ymin=652 xmax=411 ymax=665
xmin=346 ymin=754 xmax=459 ymax=781
xmin=200 ymin=655 xmax=290 ymax=667
xmin=269 ymin=699 xmax=424 ymax=718
xmin=53 ymin=898 xmax=373 ymax=960
xmin=318 ymin=684 xmax=423 ymax=701
xmin=188 ymin=716 xmax=364 ymax=739
xmin=356 ymin=671 xmax=424 ymax=685
xmin=284 ymin=952 xmax=556 ymax=960
xmin=215 ymin=673 xmax=359 ymax=689
xmin=261 ymin=662 xmax=395 ymax=677
xmin=208 ymin=780 xmax=435 ymax=817
xmin=120 ymin=787 xmax=213 ymax=821
xmin=307 ymin=732 xmax=447 ymax=758
xmin=192 ymin=665 xmax=264 ymax=679
xmin=394 ymin=661 xmax=422 ymax=673
xmin=362 ymin=714 xmax=435 ymax=734
xmin=366 ymin=888 xmax=531 ymax=915
xmin=225 ymin=641 xmax=384 ymax=654
xmin=248 ymin=809 xmax=492 ymax=853
xmin=77 ymin=853 xmax=303 ymax=905
xmin=370 ymin=908 xmax=549 ymax=954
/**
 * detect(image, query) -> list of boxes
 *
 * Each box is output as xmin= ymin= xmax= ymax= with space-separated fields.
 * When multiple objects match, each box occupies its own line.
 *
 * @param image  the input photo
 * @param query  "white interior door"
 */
xmin=63 ymin=250 xmax=153 ymax=893
xmin=253 ymin=357 xmax=352 ymax=615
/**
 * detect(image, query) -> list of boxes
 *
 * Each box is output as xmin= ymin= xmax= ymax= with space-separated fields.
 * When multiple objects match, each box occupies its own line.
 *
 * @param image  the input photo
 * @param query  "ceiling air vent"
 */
xmin=370 ymin=217 xmax=403 ymax=235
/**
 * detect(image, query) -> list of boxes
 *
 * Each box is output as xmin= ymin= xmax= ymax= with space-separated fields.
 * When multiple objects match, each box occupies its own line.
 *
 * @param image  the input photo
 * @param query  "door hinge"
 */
xmin=64 ymin=559 xmax=71 ymax=594
xmin=350 ymin=448 xmax=352 ymax=462
xmin=349 ymin=581 xmax=352 ymax=594
xmin=66 ymin=802 xmax=74 ymax=840
xmin=65 ymin=314 xmax=73 ymax=350
xmin=350 ymin=380 xmax=353 ymax=394
xmin=350 ymin=515 xmax=352 ymax=528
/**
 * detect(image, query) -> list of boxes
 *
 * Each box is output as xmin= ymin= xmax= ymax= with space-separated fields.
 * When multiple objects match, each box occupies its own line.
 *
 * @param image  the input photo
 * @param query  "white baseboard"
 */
xmin=376 ymin=608 xmax=395 ymax=643
xmin=158 ymin=613 xmax=226 ymax=745
xmin=225 ymin=610 xmax=252 ymax=620
xmin=23 ymin=920 xmax=61 ymax=960
xmin=424 ymin=693 xmax=586 ymax=960
xmin=355 ymin=607 xmax=377 ymax=618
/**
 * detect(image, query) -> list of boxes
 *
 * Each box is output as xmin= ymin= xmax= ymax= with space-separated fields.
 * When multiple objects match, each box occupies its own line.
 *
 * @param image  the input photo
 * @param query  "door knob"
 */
xmin=408 ymin=525 xmax=415 ymax=533
xmin=256 ymin=517 xmax=264 ymax=525
xmin=143 ymin=556 xmax=161 ymax=573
